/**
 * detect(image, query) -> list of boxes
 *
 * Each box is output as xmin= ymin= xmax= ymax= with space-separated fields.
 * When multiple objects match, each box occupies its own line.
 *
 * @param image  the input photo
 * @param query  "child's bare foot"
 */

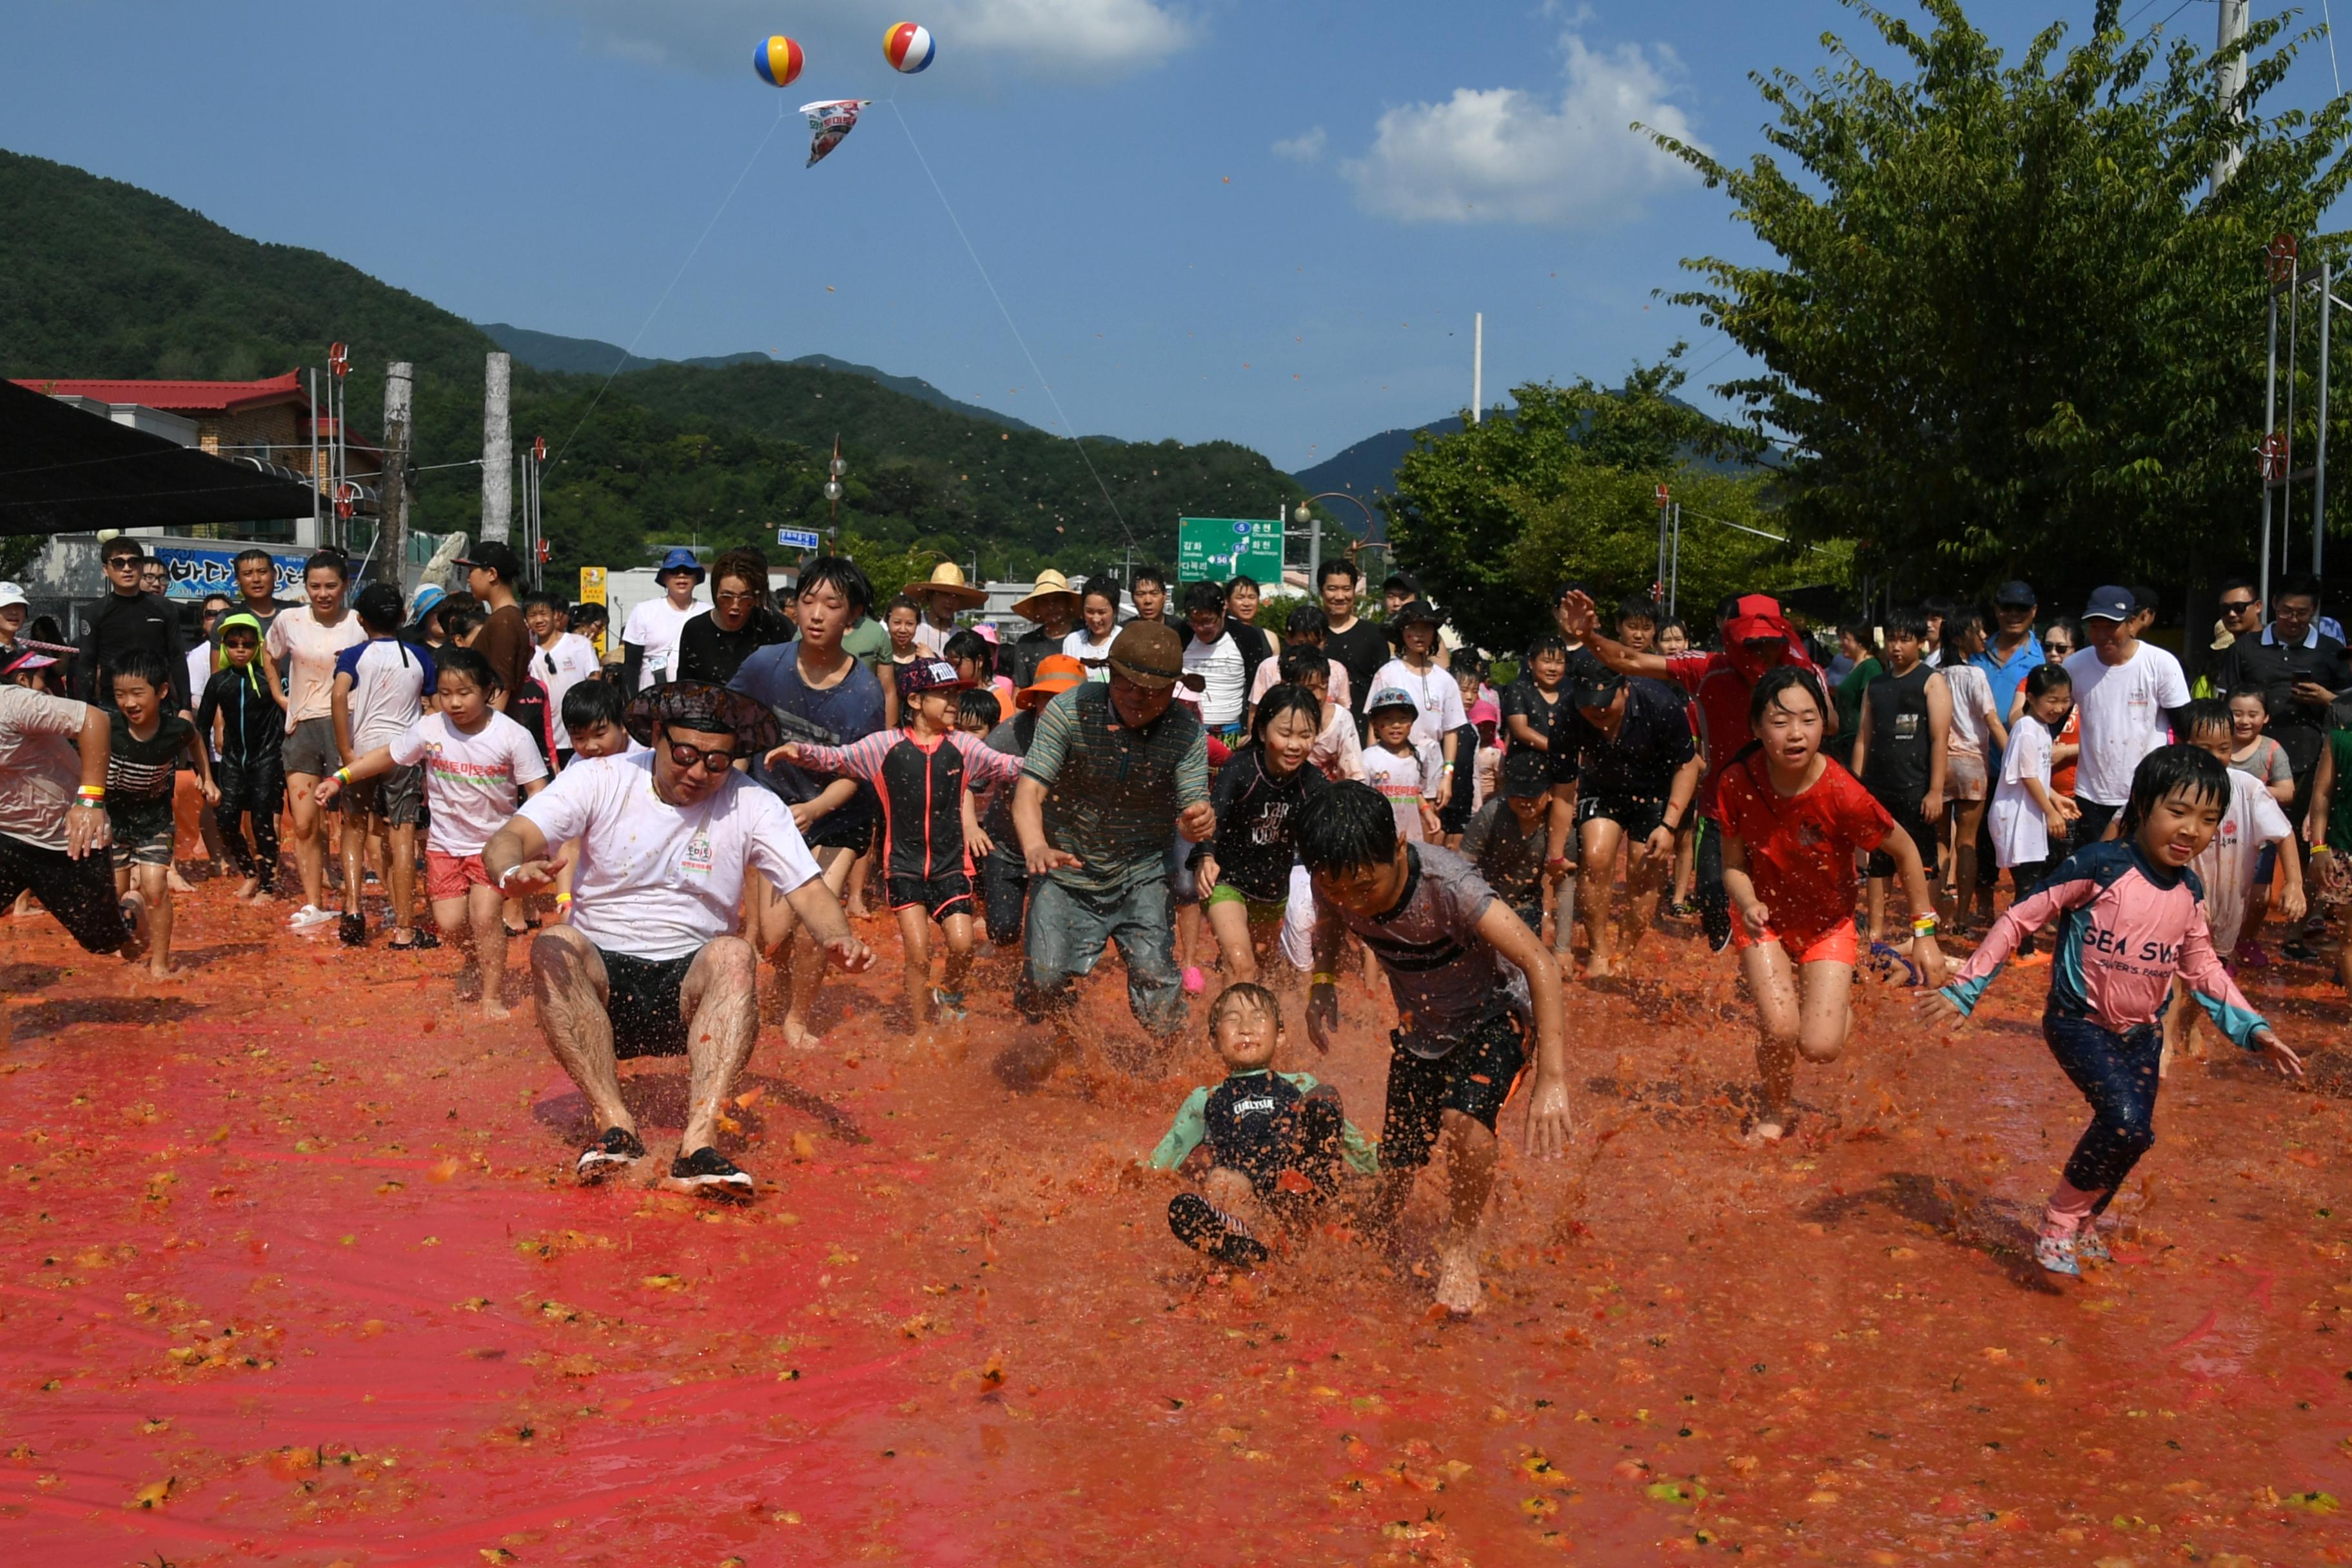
xmin=146 ymin=957 xmax=179 ymax=981
xmin=1583 ymin=952 xmax=1620 ymax=981
xmin=454 ymin=968 xmax=482 ymax=1003
xmin=235 ymin=876 xmax=260 ymax=902
xmin=1745 ymin=1108 xmax=1795 ymax=1144
xmin=168 ymin=868 xmax=195 ymax=895
xmin=481 ymin=994 xmax=513 ymax=1021
xmin=780 ymin=1014 xmax=825 ymax=1052
xmin=1433 ymin=1239 xmax=1482 ymax=1316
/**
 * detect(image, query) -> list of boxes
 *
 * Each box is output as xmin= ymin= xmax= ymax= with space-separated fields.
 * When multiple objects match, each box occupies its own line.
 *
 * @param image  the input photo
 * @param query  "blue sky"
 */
xmin=2 ymin=1 xmax=2340 ymax=469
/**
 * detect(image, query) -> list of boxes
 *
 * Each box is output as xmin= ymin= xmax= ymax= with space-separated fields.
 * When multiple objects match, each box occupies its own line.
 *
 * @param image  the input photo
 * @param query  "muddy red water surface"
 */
xmin=2 ymin=884 xmax=2348 ymax=1566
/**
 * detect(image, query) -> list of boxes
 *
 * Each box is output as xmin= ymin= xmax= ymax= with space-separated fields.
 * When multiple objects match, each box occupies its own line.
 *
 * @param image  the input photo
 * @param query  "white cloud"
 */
xmin=1341 ymin=33 xmax=1701 ymax=227
xmin=1271 ymin=126 xmax=1328 ymax=162
xmin=529 ymin=0 xmax=1193 ymax=81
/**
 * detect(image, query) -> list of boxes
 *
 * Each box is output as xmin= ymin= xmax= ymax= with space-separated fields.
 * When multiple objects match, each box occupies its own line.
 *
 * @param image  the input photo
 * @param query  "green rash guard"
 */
xmin=1148 ymin=1068 xmax=1378 ymax=1174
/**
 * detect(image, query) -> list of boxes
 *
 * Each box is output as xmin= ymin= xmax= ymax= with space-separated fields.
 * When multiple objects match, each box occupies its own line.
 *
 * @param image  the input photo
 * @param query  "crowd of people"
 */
xmin=0 ymin=538 xmax=2330 ymax=1305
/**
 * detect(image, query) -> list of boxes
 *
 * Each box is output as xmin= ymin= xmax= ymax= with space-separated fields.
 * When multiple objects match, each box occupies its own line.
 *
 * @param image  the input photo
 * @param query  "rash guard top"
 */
xmin=1939 ymin=838 xmax=2268 ymax=1048
xmin=791 ymin=727 xmax=1023 ymax=882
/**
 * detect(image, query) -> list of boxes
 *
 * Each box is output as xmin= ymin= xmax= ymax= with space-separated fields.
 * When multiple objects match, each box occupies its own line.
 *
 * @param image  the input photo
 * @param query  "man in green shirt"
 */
xmin=1013 ymin=622 xmax=1213 ymax=1063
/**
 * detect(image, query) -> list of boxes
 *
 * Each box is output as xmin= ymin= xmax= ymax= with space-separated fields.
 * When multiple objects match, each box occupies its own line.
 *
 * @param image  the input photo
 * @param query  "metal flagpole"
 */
xmin=1669 ymin=503 xmax=1683 ymax=617
xmin=2317 ymin=261 xmax=2333 ymax=583
xmin=2263 ymin=279 xmax=2280 ymax=611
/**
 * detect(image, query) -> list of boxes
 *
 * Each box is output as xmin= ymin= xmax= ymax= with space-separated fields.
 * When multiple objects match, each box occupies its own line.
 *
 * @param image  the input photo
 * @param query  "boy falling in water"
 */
xmin=1149 ymin=983 xmax=1378 ymax=1267
xmin=772 ymin=658 xmax=1024 ymax=1035
xmin=1299 ymin=781 xmax=1572 ymax=1315
xmin=104 ymin=651 xmax=217 ymax=978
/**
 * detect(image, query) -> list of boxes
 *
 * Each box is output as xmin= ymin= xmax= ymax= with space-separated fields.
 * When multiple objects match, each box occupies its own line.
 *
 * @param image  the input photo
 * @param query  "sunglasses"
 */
xmin=2220 ymin=599 xmax=2259 ymax=614
xmin=662 ymin=732 xmax=739 ymax=774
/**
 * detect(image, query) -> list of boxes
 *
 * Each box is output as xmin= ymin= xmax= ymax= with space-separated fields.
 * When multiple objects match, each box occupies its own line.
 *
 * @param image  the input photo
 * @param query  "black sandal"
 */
xmin=392 ymin=928 xmax=440 ymax=951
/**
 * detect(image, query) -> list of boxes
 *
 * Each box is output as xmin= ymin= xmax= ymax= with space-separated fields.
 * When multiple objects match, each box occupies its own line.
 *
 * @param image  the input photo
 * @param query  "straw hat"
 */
xmin=906 ymin=559 xmax=985 ymax=607
xmin=1012 ymin=568 xmax=1081 ymax=622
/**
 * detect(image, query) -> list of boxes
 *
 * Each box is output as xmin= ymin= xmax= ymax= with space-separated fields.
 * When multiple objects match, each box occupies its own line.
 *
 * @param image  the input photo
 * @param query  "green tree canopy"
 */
xmin=1658 ymin=0 xmax=2352 ymax=601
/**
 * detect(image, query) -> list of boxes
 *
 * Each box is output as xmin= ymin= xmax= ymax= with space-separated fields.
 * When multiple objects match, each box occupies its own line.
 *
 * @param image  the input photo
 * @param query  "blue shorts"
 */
xmin=1016 ymin=875 xmax=1186 ymax=1038
xmin=2255 ymin=842 xmax=2277 ymax=885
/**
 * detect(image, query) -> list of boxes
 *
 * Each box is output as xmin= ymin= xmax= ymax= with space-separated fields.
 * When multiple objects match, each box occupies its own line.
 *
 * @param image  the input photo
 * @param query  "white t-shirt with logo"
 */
xmin=534 ymin=632 xmax=602 ymax=724
xmin=389 ymin=709 xmax=549 ymax=856
xmin=517 ymin=751 xmax=821 ymax=961
xmin=2194 ymin=768 xmax=2293 ymax=952
xmin=2063 ymin=642 xmax=2191 ymax=805
xmin=622 ymin=598 xmax=704 ymax=690
xmin=1183 ymin=631 xmax=1249 ymax=726
xmin=1364 ymin=740 xmax=1442 ymax=843
xmin=1371 ymin=658 xmax=1469 ymax=749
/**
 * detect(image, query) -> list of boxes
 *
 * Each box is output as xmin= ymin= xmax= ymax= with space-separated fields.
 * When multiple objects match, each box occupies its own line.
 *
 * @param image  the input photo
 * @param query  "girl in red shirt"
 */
xmin=1718 ymin=667 xmax=1946 ymax=1141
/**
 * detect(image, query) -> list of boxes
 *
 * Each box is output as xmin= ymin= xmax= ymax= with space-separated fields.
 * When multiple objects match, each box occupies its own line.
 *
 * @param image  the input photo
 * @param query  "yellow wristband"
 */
xmin=335 ymin=767 xmax=351 ymax=783
xmin=555 ymin=892 xmax=574 ymax=906
xmin=1310 ymin=972 xmax=1338 ymax=986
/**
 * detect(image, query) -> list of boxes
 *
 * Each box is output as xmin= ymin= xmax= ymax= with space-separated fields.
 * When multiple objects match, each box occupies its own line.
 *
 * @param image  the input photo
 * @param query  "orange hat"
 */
xmin=1017 ymin=653 xmax=1087 ymax=711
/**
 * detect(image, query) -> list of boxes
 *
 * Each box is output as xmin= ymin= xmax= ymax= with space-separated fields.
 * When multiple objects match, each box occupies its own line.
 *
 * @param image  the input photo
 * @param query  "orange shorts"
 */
xmin=1730 ymin=919 xmax=1858 ymax=966
xmin=425 ymin=848 xmax=493 ymax=903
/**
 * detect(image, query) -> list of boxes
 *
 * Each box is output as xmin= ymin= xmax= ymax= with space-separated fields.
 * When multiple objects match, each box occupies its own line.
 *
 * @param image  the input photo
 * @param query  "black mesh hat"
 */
xmin=624 ymin=680 xmax=780 ymax=754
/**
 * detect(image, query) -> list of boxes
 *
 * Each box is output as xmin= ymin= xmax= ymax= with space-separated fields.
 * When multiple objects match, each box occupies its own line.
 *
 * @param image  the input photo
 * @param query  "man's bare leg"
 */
xmin=1580 ymin=818 xmax=1625 ymax=977
xmin=676 ymin=936 xmax=760 ymax=1154
xmin=529 ymin=926 xmax=628 ymax=1133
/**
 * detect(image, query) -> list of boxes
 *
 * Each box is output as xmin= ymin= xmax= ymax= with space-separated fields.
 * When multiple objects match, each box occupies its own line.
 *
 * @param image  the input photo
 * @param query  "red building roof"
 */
xmin=9 ymin=370 xmax=308 ymax=415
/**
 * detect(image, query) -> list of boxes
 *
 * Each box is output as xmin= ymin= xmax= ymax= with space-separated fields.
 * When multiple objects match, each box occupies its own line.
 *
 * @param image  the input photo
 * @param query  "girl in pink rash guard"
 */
xmin=1923 ymin=745 xmax=2304 ymax=1278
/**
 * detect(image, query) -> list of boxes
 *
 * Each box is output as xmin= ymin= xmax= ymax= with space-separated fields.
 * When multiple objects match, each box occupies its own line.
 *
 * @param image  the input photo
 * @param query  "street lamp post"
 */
xmin=1289 ymin=492 xmax=1380 ymax=593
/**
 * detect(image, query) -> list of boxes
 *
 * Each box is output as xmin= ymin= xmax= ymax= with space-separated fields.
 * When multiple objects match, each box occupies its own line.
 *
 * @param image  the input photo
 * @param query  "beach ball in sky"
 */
xmin=755 ymin=35 xmax=805 ymax=88
xmin=883 ymin=22 xmax=935 ymax=73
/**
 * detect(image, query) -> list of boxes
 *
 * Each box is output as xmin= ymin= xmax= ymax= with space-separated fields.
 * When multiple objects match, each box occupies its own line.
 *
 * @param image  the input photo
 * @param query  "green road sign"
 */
xmin=1177 ymin=516 xmax=1283 ymax=583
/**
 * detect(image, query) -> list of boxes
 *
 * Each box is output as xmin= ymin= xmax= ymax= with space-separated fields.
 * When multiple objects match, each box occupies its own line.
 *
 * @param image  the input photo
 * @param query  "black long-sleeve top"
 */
xmin=197 ymin=665 xmax=286 ymax=765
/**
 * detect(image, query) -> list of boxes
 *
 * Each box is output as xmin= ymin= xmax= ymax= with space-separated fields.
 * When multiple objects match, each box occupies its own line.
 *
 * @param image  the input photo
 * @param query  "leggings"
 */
xmin=1694 ymin=814 xmax=1731 ymax=949
xmin=213 ymin=753 xmax=284 ymax=890
xmin=2044 ymin=1010 xmax=2162 ymax=1206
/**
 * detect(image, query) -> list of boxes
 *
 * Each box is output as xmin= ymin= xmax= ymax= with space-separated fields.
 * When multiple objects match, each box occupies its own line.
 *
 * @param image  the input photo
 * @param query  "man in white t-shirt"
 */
xmin=621 ymin=548 xmax=707 ymax=692
xmin=1177 ymin=579 xmax=1251 ymax=736
xmin=486 ymin=680 xmax=873 ymax=1198
xmin=2062 ymin=585 xmax=2192 ymax=843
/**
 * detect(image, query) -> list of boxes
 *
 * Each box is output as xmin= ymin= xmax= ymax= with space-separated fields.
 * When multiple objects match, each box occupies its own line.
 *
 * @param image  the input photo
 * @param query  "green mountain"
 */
xmin=0 ymin=147 xmax=1304 ymax=582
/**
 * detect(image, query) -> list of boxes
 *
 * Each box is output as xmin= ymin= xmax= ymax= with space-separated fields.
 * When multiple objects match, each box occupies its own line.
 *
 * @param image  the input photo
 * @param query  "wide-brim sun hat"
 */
xmin=625 ymin=680 xmax=780 ymax=754
xmin=1012 ymin=568 xmax=1081 ymax=622
xmin=905 ymin=560 xmax=986 ymax=607
xmin=1105 ymin=622 xmax=1205 ymax=692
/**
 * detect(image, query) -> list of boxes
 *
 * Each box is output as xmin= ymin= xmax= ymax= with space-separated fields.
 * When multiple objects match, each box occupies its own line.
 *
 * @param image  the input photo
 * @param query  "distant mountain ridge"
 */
xmin=479 ymin=322 xmax=1041 ymax=433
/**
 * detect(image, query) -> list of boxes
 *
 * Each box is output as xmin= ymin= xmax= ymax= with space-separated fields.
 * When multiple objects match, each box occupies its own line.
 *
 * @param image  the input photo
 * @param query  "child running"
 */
xmin=1148 ymin=982 xmax=1378 ymax=1268
xmin=1299 ymin=780 xmax=1572 ymax=1315
xmin=2166 ymin=701 xmax=2303 ymax=1066
xmin=315 ymin=647 xmax=547 ymax=1017
xmin=196 ymin=612 xmax=284 ymax=903
xmin=1718 ymin=667 xmax=1945 ymax=1142
xmin=1460 ymin=749 xmax=1553 ymax=934
xmin=1192 ymin=684 xmax=1329 ymax=985
xmin=770 ymin=658 xmax=1024 ymax=1035
xmin=1927 ymin=744 xmax=2303 ymax=1276
xmin=104 ymin=650 xmax=216 ymax=979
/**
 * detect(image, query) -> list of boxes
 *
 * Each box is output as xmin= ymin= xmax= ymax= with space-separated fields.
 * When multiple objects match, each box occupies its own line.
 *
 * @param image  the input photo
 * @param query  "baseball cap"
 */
xmin=0 ymin=582 xmax=27 ymax=611
xmin=897 ymin=658 xmax=972 ymax=697
xmin=1992 ymin=580 xmax=2037 ymax=607
xmin=2082 ymin=585 xmax=2134 ymax=623
xmin=1106 ymin=622 xmax=1205 ymax=692
xmin=456 ymin=540 xmax=524 ymax=582
xmin=1501 ymin=747 xmax=1549 ymax=799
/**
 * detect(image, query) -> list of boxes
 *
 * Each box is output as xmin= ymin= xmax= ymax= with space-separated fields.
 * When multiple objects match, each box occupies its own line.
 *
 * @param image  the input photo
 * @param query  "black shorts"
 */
xmin=1382 ymin=1010 xmax=1527 ymax=1169
xmin=0 ymin=830 xmax=132 ymax=955
xmin=599 ymin=946 xmax=694 ymax=1060
xmin=347 ymin=763 xmax=425 ymax=828
xmin=1575 ymin=787 xmax=1667 ymax=841
xmin=1436 ymin=779 xmax=1477 ymax=837
xmin=1863 ymin=787 xmax=1937 ymax=881
xmin=888 ymin=871 xmax=974 ymax=923
xmin=802 ymin=812 xmax=874 ymax=856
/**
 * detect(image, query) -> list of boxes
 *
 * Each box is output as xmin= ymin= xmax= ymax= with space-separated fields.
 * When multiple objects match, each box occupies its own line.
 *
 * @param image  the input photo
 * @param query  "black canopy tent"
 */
xmin=0 ymin=375 xmax=317 ymax=538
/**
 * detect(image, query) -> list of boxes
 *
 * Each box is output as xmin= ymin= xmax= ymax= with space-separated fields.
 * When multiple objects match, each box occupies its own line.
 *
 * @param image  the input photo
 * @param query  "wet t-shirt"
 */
xmin=1571 ymin=677 xmax=1696 ymax=799
xmin=1200 ymin=747 xmax=1329 ymax=903
xmin=1316 ymin=842 xmax=1530 ymax=1059
xmin=1716 ymin=752 xmax=1894 ymax=937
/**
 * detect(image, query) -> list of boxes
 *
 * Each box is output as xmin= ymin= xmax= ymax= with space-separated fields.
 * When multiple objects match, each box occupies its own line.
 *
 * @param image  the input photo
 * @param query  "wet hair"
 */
xmin=442 ymin=603 xmax=487 ymax=643
xmin=1655 ymin=617 xmax=1689 ymax=645
xmin=1451 ymin=651 xmax=1485 ymax=685
xmin=1284 ymin=602 xmax=1327 ymax=640
xmin=2179 ymin=696 xmax=2232 ymax=742
xmin=1943 ymin=607 xmax=1985 ymax=647
xmin=1317 ymin=557 xmax=1358 ymax=587
xmin=1746 ymin=663 xmax=1827 ymax=727
xmin=1277 ymin=645 xmax=1326 ymax=684
xmin=1130 ymin=563 xmax=1170 ymax=591
xmin=1297 ymin=780 xmax=1399 ymax=875
xmin=943 ymin=628 xmax=994 ymax=672
xmin=1921 ymin=593 xmax=1959 ymax=623
xmin=1182 ymin=579 xmax=1227 ymax=616
xmin=562 ymin=678 xmax=627 ymax=734
xmin=2226 ymin=685 xmax=2268 ymax=712
xmin=353 ymin=582 xmax=406 ymax=634
xmin=1250 ymin=683 xmax=1323 ymax=747
xmin=1524 ymin=632 xmax=1568 ymax=664
xmin=201 ymin=592 xmax=231 ymax=611
xmin=709 ymin=546 xmax=770 ymax=603
xmin=2022 ymin=663 xmax=2072 ymax=702
xmin=232 ymin=547 xmax=275 ymax=572
xmin=796 ymin=554 xmax=873 ymax=614
xmin=571 ymin=601 xmax=608 ymax=629
xmin=304 ymin=551 xmax=350 ymax=582
xmin=1208 ymin=981 xmax=1280 ymax=1038
xmin=104 ymin=647 xmax=173 ymax=696
xmin=433 ymin=644 xmax=500 ymax=694
xmin=1883 ymin=606 xmax=1930 ymax=642
xmin=957 ymin=689 xmax=1002 ymax=729
xmin=1224 ymin=573 xmax=1260 ymax=596
xmin=1714 ymin=594 xmax=1743 ymax=628
xmin=2120 ymin=743 xmax=2230 ymax=837
xmin=1614 ymin=594 xmax=1659 ymax=629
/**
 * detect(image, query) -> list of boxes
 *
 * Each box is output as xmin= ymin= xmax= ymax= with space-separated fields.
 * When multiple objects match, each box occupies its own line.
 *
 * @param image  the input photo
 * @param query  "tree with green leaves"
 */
xmin=1381 ymin=355 xmax=1793 ymax=651
xmin=1656 ymin=0 xmax=2352 ymax=602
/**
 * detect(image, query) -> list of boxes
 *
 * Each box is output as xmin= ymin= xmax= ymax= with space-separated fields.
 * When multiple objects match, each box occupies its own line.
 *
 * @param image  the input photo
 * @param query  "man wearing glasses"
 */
xmin=485 ymin=680 xmax=871 ymax=1197
xmin=75 ymin=537 xmax=189 ymax=710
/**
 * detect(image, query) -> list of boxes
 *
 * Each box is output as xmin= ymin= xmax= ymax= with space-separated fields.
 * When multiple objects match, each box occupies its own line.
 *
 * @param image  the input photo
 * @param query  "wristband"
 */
xmin=76 ymin=784 xmax=105 ymax=800
xmin=554 ymin=892 xmax=574 ymax=907
xmin=1309 ymin=972 xmax=1338 ymax=987
xmin=1544 ymin=856 xmax=1571 ymax=870
xmin=496 ymin=863 xmax=524 ymax=888
xmin=1912 ymin=914 xmax=1939 ymax=934
xmin=1441 ymin=762 xmax=1456 ymax=772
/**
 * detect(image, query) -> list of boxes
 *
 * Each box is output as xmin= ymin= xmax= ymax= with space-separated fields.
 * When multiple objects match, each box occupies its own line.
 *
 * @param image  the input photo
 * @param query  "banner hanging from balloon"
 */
xmin=799 ymin=99 xmax=871 ymax=168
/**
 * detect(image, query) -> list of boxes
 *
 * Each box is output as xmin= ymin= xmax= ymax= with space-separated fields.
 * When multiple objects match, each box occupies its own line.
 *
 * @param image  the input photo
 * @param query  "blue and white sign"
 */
xmin=774 ymin=527 xmax=822 ymax=552
xmin=152 ymin=547 xmax=311 ymax=602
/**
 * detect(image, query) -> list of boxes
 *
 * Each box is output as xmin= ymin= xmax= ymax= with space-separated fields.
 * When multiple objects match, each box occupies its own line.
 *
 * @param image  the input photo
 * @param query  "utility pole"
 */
xmin=2212 ymin=0 xmax=2251 ymax=197
xmin=2320 ymin=262 xmax=2335 ymax=582
xmin=375 ymin=362 xmax=413 ymax=586
xmin=481 ymin=351 xmax=512 ymax=542
xmin=1471 ymin=312 xmax=1484 ymax=425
